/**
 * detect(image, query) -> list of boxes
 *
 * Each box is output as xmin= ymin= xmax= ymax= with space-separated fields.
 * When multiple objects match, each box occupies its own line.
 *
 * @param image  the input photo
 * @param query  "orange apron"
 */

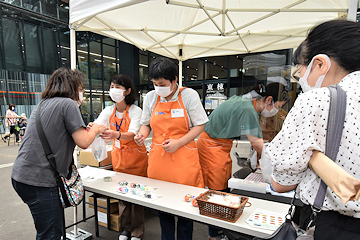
xmin=197 ymin=131 xmax=233 ymax=190
xmin=148 ymin=88 xmax=204 ymax=188
xmin=110 ymin=105 xmax=148 ymax=177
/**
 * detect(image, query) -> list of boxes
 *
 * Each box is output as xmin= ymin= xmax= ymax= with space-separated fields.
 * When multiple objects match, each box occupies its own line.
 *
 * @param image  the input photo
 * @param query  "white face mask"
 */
xmin=154 ymin=84 xmax=173 ymax=98
xmin=299 ymin=54 xmax=331 ymax=93
xmin=11 ymin=107 xmax=15 ymax=111
xmin=77 ymin=91 xmax=84 ymax=107
xmin=109 ymin=88 xmax=126 ymax=103
xmin=261 ymin=102 xmax=278 ymax=118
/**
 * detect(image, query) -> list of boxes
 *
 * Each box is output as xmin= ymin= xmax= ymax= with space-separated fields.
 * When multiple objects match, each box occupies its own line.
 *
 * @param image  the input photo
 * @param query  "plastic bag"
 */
xmin=90 ymin=136 xmax=108 ymax=162
xmin=259 ymin=143 xmax=272 ymax=184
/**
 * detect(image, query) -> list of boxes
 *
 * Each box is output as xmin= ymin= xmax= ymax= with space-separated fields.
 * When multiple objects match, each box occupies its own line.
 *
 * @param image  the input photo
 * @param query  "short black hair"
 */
xmin=294 ymin=20 xmax=360 ymax=73
xmin=109 ymin=74 xmax=137 ymax=105
xmin=149 ymin=57 xmax=178 ymax=82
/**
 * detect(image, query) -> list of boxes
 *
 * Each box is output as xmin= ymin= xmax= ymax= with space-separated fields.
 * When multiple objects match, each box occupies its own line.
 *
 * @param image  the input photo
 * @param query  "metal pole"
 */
xmin=348 ymin=0 xmax=359 ymax=21
xmin=179 ymin=60 xmax=183 ymax=87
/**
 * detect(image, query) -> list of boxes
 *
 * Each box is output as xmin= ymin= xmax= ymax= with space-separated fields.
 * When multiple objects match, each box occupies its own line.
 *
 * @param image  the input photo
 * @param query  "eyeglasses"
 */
xmin=291 ymin=65 xmax=303 ymax=83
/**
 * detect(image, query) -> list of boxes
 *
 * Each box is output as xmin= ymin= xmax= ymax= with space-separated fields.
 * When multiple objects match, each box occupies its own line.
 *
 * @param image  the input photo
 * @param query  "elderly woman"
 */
xmin=266 ymin=20 xmax=360 ymax=239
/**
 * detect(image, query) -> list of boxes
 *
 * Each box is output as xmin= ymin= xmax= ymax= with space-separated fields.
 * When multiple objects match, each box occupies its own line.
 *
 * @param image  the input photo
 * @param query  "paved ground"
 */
xmin=0 ymin=136 xmax=211 ymax=240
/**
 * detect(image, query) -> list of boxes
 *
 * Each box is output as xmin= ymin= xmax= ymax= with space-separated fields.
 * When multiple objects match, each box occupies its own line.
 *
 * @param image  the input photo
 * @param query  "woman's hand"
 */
xmin=134 ymin=133 xmax=145 ymax=146
xmin=90 ymin=123 xmax=107 ymax=135
xmin=162 ymin=139 xmax=181 ymax=153
xmin=101 ymin=130 xmax=119 ymax=143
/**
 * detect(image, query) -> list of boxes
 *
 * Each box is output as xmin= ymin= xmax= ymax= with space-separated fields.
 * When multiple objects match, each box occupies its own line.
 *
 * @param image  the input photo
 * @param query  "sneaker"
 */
xmin=131 ymin=237 xmax=141 ymax=240
xmin=16 ymin=139 xmax=21 ymax=143
xmin=119 ymin=230 xmax=131 ymax=240
xmin=2 ymin=137 xmax=6 ymax=143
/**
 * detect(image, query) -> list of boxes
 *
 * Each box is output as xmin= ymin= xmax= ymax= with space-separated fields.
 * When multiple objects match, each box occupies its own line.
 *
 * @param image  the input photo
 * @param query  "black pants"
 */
xmin=300 ymin=204 xmax=360 ymax=239
xmin=4 ymin=125 xmax=20 ymax=141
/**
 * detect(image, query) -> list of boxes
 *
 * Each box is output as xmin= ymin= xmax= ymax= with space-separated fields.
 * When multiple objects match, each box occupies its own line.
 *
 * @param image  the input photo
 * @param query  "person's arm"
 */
xmin=271 ymin=178 xmax=297 ymax=193
xmin=72 ymin=123 xmax=107 ymax=149
xmin=162 ymin=124 xmax=204 ymax=153
xmin=101 ymin=130 xmax=135 ymax=141
xmin=247 ymin=134 xmax=264 ymax=154
xmin=134 ymin=125 xmax=151 ymax=146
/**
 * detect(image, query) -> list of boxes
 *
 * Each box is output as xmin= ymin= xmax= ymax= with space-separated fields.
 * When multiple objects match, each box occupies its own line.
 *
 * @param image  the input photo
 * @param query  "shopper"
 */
xmin=134 ymin=57 xmax=208 ymax=240
xmin=2 ymin=103 xmax=21 ymax=143
xmin=267 ymin=19 xmax=360 ymax=239
xmin=197 ymin=82 xmax=285 ymax=240
xmin=11 ymin=68 xmax=107 ymax=240
xmin=93 ymin=74 xmax=148 ymax=240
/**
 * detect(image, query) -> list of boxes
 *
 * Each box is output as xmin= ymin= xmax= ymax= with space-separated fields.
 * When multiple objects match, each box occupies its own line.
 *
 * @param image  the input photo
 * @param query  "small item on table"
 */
xmin=103 ymin=176 xmax=112 ymax=182
xmin=118 ymin=181 xmax=129 ymax=186
xmin=192 ymin=198 xmax=198 ymax=207
xmin=119 ymin=187 xmax=129 ymax=193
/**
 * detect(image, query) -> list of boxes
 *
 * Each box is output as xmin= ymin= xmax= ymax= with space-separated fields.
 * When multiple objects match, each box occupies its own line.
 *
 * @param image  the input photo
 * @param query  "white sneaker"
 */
xmin=131 ymin=237 xmax=141 ymax=240
xmin=119 ymin=235 xmax=128 ymax=240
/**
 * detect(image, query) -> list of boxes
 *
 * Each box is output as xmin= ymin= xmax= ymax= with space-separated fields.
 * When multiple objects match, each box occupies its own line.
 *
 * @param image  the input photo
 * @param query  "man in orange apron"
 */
xmin=96 ymin=74 xmax=148 ymax=240
xmin=197 ymin=83 xmax=285 ymax=239
xmin=135 ymin=58 xmax=208 ymax=240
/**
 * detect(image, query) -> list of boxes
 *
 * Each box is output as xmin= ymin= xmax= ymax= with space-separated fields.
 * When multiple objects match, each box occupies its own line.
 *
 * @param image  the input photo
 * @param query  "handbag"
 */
xmin=35 ymin=100 xmax=84 ymax=208
xmin=253 ymin=84 xmax=347 ymax=240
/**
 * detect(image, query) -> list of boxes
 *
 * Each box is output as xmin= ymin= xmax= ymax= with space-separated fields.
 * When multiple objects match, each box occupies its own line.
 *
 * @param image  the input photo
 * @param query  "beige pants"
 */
xmin=118 ymin=201 xmax=145 ymax=238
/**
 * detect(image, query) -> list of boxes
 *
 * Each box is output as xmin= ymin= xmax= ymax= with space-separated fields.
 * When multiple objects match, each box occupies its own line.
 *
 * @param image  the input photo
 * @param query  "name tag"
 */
xmin=171 ymin=109 xmax=184 ymax=118
xmin=115 ymin=140 xmax=121 ymax=149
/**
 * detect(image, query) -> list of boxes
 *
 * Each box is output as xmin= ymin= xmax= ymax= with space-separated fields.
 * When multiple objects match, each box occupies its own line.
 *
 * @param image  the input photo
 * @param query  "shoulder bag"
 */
xmin=36 ymin=100 xmax=84 ymax=208
xmin=253 ymin=84 xmax=347 ymax=240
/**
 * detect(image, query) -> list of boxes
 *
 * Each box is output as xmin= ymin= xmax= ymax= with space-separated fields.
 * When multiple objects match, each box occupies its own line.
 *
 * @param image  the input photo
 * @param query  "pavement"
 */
xmin=0 ymin=136 xmax=212 ymax=240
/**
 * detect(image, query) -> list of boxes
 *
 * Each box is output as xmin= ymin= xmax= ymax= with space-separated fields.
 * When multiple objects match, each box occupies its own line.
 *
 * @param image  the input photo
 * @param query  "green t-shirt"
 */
xmin=204 ymin=93 xmax=262 ymax=140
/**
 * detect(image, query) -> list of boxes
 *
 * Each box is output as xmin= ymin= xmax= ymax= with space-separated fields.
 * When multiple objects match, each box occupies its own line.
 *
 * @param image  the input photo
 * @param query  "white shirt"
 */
xmin=95 ymin=104 xmax=142 ymax=135
xmin=140 ymin=85 xmax=208 ymax=128
xmin=266 ymin=71 xmax=360 ymax=218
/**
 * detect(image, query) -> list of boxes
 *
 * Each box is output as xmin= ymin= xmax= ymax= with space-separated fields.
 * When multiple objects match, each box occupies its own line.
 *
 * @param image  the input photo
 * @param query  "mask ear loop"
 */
xmin=313 ymin=54 xmax=331 ymax=88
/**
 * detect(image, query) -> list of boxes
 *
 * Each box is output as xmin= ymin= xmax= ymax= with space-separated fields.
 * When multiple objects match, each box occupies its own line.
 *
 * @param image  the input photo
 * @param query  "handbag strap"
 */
xmin=35 ymin=100 xmax=59 ymax=175
xmin=313 ymin=84 xmax=347 ymax=210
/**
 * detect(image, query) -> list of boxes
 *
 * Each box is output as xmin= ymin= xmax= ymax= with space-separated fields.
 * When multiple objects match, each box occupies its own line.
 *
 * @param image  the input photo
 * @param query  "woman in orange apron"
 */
xmin=95 ymin=74 xmax=147 ymax=240
xmin=135 ymin=58 xmax=208 ymax=240
xmin=197 ymin=83 xmax=285 ymax=240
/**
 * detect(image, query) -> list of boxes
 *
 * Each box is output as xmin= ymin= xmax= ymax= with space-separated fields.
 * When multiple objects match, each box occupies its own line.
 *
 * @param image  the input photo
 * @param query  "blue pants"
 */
xmin=12 ymin=179 xmax=64 ymax=240
xmin=157 ymin=211 xmax=193 ymax=240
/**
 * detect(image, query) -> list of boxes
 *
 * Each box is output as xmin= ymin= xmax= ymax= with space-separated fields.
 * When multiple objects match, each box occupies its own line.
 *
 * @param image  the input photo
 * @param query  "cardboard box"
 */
xmin=97 ymin=212 xmax=121 ymax=232
xmin=88 ymin=195 xmax=119 ymax=213
xmin=79 ymin=147 xmax=112 ymax=167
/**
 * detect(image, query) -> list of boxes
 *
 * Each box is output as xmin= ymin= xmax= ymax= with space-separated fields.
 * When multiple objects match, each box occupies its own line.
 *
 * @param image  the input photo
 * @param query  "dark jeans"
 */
xmin=157 ymin=211 xmax=193 ymax=240
xmin=12 ymin=179 xmax=64 ymax=240
xmin=300 ymin=204 xmax=360 ymax=240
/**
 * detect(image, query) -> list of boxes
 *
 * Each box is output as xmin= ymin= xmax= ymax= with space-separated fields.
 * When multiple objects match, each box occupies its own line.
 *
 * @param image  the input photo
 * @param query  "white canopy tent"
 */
xmin=69 ymin=0 xmax=357 ymax=86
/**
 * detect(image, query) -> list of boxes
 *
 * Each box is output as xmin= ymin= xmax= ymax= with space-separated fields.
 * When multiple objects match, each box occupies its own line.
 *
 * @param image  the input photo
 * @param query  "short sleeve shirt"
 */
xmin=11 ymin=98 xmax=86 ymax=187
xmin=140 ymin=85 xmax=208 ymax=128
xmin=95 ymin=104 xmax=142 ymax=135
xmin=205 ymin=93 xmax=262 ymax=139
xmin=266 ymin=71 xmax=360 ymax=218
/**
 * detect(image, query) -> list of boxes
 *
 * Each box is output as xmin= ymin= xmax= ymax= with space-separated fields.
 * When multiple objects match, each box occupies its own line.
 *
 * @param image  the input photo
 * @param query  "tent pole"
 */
xmin=179 ymin=60 xmax=183 ymax=88
xmin=70 ymin=25 xmax=78 ymax=236
xmin=348 ymin=0 xmax=359 ymax=21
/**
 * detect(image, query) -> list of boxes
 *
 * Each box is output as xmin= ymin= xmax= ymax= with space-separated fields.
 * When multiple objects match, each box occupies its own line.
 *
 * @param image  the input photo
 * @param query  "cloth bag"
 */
xmin=36 ymin=100 xmax=84 ymax=208
xmin=253 ymin=84 xmax=346 ymax=240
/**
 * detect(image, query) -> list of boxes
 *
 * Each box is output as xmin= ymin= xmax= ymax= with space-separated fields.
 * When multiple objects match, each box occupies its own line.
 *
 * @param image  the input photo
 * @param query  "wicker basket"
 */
xmin=196 ymin=190 xmax=249 ymax=223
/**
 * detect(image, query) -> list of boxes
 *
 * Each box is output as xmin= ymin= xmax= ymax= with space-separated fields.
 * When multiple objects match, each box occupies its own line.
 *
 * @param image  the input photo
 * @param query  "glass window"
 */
xmin=43 ymin=27 xmax=59 ymax=74
xmin=2 ymin=17 xmax=24 ymax=71
xmin=139 ymin=50 xmax=148 ymax=85
xmin=41 ymin=0 xmax=58 ymax=18
xmin=204 ymin=56 xmax=228 ymax=80
xmin=0 ymin=70 xmax=7 ymax=118
xmin=1 ymin=0 xmax=21 ymax=7
xmin=7 ymin=70 xmax=28 ymax=115
xmin=22 ymin=0 xmax=40 ymax=13
xmin=59 ymin=28 xmax=70 ymax=68
xmin=27 ymin=72 xmax=49 ymax=114
xmin=103 ymin=38 xmax=116 ymax=88
xmin=185 ymin=58 xmax=203 ymax=81
xmin=24 ymin=23 xmax=43 ymax=73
